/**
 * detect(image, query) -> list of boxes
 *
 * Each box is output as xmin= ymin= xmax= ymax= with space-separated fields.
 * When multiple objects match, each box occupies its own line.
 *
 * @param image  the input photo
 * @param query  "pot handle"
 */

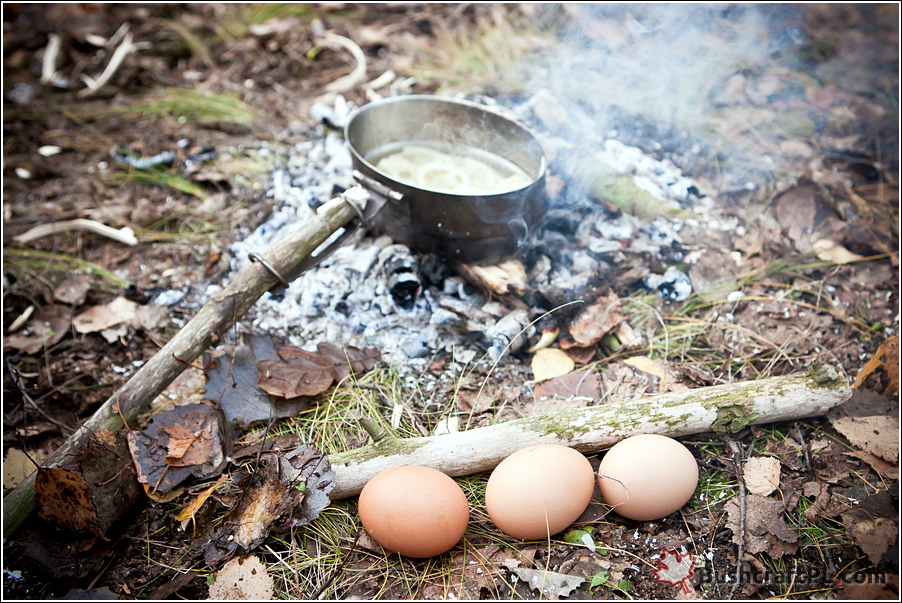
xmin=352 ymin=169 xmax=404 ymax=204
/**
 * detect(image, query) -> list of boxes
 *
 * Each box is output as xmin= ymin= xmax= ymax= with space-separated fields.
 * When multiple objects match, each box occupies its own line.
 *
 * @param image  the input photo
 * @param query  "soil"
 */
xmin=3 ymin=4 xmax=899 ymax=601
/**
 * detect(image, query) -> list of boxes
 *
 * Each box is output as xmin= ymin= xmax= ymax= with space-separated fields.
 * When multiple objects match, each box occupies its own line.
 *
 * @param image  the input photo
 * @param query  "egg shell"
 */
xmin=597 ymin=434 xmax=698 ymax=521
xmin=485 ymin=444 xmax=595 ymax=540
xmin=358 ymin=465 xmax=469 ymax=558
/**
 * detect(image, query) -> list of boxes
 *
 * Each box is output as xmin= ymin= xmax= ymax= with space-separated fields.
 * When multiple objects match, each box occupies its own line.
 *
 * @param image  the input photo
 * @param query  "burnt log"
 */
xmin=3 ymin=192 xmax=364 ymax=540
xmin=328 ymin=363 xmax=851 ymax=499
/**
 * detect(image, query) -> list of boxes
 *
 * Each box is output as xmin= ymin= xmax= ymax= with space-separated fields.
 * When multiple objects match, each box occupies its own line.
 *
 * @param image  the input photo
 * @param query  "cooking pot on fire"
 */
xmin=345 ymin=95 xmax=547 ymax=264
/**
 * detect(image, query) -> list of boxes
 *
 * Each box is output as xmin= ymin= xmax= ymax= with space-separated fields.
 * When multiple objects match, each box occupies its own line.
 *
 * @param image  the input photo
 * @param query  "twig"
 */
xmin=78 ymin=30 xmax=136 ymax=97
xmin=794 ymin=423 xmax=813 ymax=473
xmin=319 ymin=32 xmax=367 ymax=93
xmin=6 ymin=360 xmax=74 ymax=433
xmin=725 ymin=438 xmax=747 ymax=599
xmin=40 ymin=33 xmax=61 ymax=84
xmin=13 ymin=219 xmax=138 ymax=246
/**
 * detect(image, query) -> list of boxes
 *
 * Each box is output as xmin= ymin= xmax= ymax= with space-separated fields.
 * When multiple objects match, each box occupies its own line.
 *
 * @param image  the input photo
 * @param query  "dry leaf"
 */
xmin=258 ymin=342 xmax=381 ymax=399
xmin=204 ymin=336 xmax=310 ymax=430
xmin=852 ymin=341 xmax=885 ymax=389
xmin=126 ymin=404 xmax=227 ymax=495
xmin=73 ymin=296 xmax=137 ymax=333
xmin=533 ymin=369 xmax=600 ymax=404
xmin=725 ymin=495 xmax=798 ymax=558
xmin=3 ymin=449 xmax=38 ymax=489
xmin=34 ymin=468 xmax=100 ymax=534
xmin=162 ymin=426 xmax=199 ymax=466
xmin=882 ymin=335 xmax=898 ymax=396
xmin=568 ymin=292 xmax=623 ymax=347
xmin=831 ymin=415 xmax=899 ymax=464
xmin=53 ymin=276 xmax=91 ymax=306
xmin=532 ymin=348 xmax=575 ymax=382
xmin=843 ymin=450 xmax=900 ymax=480
xmin=622 ymin=356 xmax=665 ymax=379
xmin=812 ymin=239 xmax=865 ymax=264
xmin=209 ymin=555 xmax=274 ymax=600
xmin=743 ymin=457 xmax=781 ymax=496
xmin=142 ymin=483 xmax=184 ymax=504
xmin=176 ymin=475 xmax=228 ymax=535
xmin=844 ymin=515 xmax=898 ymax=567
xmin=34 ymin=430 xmax=141 ymax=537
xmin=503 ymin=559 xmax=585 ymax=598
xmin=204 ymin=445 xmax=334 ymax=565
xmin=2 ymin=304 xmax=72 ymax=354
xmin=623 ymin=356 xmax=670 ymax=392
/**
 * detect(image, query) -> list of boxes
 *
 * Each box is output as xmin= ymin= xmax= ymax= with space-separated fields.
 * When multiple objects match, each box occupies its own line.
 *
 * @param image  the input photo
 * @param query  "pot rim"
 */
xmin=345 ymin=95 xmax=547 ymax=200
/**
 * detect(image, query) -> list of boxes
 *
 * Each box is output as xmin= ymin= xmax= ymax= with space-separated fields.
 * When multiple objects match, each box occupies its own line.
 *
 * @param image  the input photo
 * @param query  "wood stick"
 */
xmin=3 ymin=194 xmax=361 ymax=540
xmin=328 ymin=363 xmax=850 ymax=499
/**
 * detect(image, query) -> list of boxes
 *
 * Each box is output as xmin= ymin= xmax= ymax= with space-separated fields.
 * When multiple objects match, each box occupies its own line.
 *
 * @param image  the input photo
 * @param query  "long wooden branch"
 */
xmin=329 ymin=364 xmax=850 ymax=499
xmin=3 ymin=194 xmax=361 ymax=540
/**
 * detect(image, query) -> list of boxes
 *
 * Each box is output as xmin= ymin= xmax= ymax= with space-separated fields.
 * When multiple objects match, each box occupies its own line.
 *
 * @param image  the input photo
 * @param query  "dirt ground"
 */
xmin=2 ymin=4 xmax=899 ymax=601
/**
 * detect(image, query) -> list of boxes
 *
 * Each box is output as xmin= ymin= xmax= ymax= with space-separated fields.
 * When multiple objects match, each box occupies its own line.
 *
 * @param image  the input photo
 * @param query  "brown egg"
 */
xmin=597 ymin=434 xmax=699 ymax=521
xmin=358 ymin=465 xmax=469 ymax=558
xmin=485 ymin=444 xmax=595 ymax=540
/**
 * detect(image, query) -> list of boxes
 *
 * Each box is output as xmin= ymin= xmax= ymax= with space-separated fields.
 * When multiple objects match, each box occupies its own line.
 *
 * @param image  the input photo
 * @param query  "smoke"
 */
xmin=521 ymin=3 xmax=807 ymax=184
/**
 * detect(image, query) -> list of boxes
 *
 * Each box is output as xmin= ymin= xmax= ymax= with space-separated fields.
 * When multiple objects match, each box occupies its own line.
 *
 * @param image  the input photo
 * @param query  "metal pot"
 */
xmin=345 ymin=95 xmax=547 ymax=264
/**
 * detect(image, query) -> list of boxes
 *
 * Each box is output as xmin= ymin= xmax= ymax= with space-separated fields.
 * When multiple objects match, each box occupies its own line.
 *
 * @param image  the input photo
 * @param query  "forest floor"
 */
xmin=2 ymin=4 xmax=899 ymax=600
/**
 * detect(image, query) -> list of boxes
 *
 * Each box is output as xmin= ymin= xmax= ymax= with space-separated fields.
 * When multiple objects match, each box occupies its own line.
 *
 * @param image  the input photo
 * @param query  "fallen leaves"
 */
xmin=743 ymin=457 xmax=781 ymax=496
xmin=852 ymin=335 xmax=899 ymax=396
xmin=567 ymin=291 xmax=623 ymax=347
xmin=208 ymin=555 xmax=274 ymax=600
xmin=812 ymin=239 xmax=865 ymax=264
xmin=622 ymin=356 xmax=669 ymax=392
xmin=502 ymin=559 xmax=585 ymax=598
xmin=72 ymin=296 xmax=169 ymax=342
xmin=725 ymin=494 xmax=798 ymax=558
xmin=2 ymin=304 xmax=72 ymax=354
xmin=175 ymin=474 xmax=228 ymax=535
xmin=204 ymin=445 xmax=334 ymax=565
xmin=831 ymin=415 xmax=899 ymax=464
xmin=843 ymin=512 xmax=898 ymax=567
xmin=3 ymin=449 xmax=39 ymax=489
xmin=531 ymin=348 xmax=574 ymax=382
xmin=126 ymin=403 xmax=228 ymax=495
xmin=533 ymin=369 xmax=600 ymax=406
xmin=35 ymin=429 xmax=141 ymax=537
xmin=203 ymin=335 xmax=310 ymax=430
xmin=257 ymin=341 xmax=381 ymax=399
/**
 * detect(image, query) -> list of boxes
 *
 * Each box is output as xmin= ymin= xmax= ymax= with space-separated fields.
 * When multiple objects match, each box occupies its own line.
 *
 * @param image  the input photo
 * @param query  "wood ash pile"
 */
xmin=203 ymin=92 xmax=743 ymax=377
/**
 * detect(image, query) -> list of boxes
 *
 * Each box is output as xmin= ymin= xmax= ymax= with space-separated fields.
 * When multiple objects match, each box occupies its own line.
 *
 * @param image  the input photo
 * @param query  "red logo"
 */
xmin=653 ymin=548 xmax=696 ymax=594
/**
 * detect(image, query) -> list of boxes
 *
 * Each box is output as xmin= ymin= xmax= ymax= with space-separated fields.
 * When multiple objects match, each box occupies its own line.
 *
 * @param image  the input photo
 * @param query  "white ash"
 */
xmin=204 ymin=93 xmax=736 ymax=372
xmin=595 ymin=139 xmax=703 ymax=208
xmin=229 ymin=132 xmax=355 ymax=276
xmin=203 ymin=130 xmax=515 ymax=368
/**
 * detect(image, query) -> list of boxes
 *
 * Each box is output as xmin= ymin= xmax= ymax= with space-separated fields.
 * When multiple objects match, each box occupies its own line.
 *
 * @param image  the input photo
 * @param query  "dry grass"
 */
xmin=402 ymin=5 xmax=556 ymax=95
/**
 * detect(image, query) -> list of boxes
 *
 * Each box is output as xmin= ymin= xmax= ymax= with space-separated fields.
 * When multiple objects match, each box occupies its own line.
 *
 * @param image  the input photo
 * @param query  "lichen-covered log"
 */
xmin=3 ymin=194 xmax=361 ymax=540
xmin=329 ymin=363 xmax=850 ymax=499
